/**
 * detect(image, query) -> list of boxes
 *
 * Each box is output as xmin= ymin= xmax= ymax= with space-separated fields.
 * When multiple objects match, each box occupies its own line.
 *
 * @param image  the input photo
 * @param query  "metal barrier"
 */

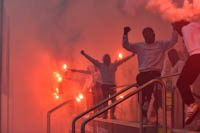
xmin=72 ymin=83 xmax=138 ymax=133
xmin=47 ymin=99 xmax=72 ymax=133
xmin=79 ymin=73 xmax=182 ymax=133
xmin=80 ymin=79 xmax=166 ymax=133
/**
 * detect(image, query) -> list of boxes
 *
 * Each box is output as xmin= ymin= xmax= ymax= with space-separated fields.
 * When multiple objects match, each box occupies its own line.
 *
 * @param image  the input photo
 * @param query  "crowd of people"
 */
xmin=70 ymin=20 xmax=200 ymax=126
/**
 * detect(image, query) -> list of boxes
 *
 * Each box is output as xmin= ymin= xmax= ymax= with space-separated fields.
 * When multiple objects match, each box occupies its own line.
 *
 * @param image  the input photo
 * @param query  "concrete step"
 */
xmin=88 ymin=118 xmax=200 ymax=133
xmin=70 ymin=112 xmax=200 ymax=133
xmin=91 ymin=118 xmax=156 ymax=133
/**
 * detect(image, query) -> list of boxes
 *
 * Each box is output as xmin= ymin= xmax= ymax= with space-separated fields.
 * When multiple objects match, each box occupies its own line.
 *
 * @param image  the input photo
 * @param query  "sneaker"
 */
xmin=185 ymin=103 xmax=199 ymax=125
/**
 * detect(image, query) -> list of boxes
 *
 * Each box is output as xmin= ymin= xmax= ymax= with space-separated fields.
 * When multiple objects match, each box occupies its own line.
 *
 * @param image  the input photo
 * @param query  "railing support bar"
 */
xmin=81 ymin=79 xmax=166 ymax=133
xmin=72 ymin=83 xmax=138 ymax=133
xmin=47 ymin=100 xmax=72 ymax=133
xmin=81 ymin=79 xmax=167 ymax=133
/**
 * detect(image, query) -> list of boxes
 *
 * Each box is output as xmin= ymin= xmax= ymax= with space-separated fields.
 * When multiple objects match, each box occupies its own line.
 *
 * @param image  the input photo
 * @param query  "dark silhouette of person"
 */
xmin=173 ymin=20 xmax=200 ymax=125
xmin=81 ymin=50 xmax=134 ymax=119
xmin=122 ymin=25 xmax=178 ymax=123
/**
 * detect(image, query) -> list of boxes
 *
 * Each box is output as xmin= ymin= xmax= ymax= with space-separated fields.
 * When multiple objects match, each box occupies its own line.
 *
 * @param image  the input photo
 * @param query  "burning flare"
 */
xmin=76 ymin=97 xmax=81 ymax=102
xmin=56 ymin=88 xmax=59 ymax=93
xmin=58 ymin=77 xmax=62 ymax=82
xmin=56 ymin=73 xmax=60 ymax=78
xmin=55 ymin=95 xmax=60 ymax=99
xmin=63 ymin=64 xmax=68 ymax=70
xmin=79 ymin=93 xmax=84 ymax=99
xmin=118 ymin=53 xmax=123 ymax=59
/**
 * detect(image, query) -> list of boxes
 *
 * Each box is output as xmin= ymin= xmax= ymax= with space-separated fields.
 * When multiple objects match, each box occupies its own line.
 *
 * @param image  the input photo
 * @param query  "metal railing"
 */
xmin=79 ymin=73 xmax=182 ymax=133
xmin=80 ymin=79 xmax=166 ymax=133
xmin=72 ymin=83 xmax=138 ymax=133
xmin=47 ymin=99 xmax=73 ymax=133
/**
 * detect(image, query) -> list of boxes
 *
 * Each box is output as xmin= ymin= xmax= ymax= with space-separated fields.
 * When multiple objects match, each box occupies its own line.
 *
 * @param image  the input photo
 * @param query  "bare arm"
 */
xmin=70 ymin=69 xmax=91 ymax=74
xmin=81 ymin=50 xmax=101 ymax=67
xmin=114 ymin=54 xmax=135 ymax=67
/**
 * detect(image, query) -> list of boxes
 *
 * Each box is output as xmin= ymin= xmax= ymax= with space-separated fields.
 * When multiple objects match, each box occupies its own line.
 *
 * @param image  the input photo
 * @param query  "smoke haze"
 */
xmin=146 ymin=0 xmax=200 ymax=22
xmin=2 ymin=0 xmax=197 ymax=132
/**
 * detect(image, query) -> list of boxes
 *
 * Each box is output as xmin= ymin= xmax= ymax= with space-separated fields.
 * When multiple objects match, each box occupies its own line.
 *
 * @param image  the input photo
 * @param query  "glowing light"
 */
xmin=56 ymin=88 xmax=59 ymax=93
xmin=79 ymin=94 xmax=84 ymax=99
xmin=58 ymin=77 xmax=62 ymax=82
xmin=120 ymin=95 xmax=124 ymax=99
xmin=63 ymin=64 xmax=68 ymax=70
xmin=53 ymin=93 xmax=57 ymax=96
xmin=76 ymin=97 xmax=81 ymax=102
xmin=56 ymin=73 xmax=60 ymax=78
xmin=118 ymin=53 xmax=123 ymax=59
xmin=55 ymin=95 xmax=59 ymax=99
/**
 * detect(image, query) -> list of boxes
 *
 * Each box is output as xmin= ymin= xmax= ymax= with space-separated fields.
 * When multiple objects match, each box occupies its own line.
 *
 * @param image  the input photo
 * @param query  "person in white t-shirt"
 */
xmin=173 ymin=20 xmax=200 ymax=125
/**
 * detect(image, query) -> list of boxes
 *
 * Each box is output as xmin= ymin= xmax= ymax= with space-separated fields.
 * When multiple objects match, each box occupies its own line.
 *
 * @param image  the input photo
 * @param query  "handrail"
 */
xmin=158 ymin=73 xmax=180 ymax=80
xmin=80 ymin=79 xmax=166 ymax=133
xmin=71 ymin=83 xmax=138 ymax=133
xmin=111 ymin=83 xmax=136 ymax=90
xmin=47 ymin=99 xmax=72 ymax=133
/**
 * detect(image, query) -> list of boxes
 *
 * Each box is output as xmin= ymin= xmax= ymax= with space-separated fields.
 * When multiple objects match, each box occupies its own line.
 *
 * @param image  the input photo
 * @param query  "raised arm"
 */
xmin=114 ymin=53 xmax=135 ymax=67
xmin=81 ymin=50 xmax=101 ymax=67
xmin=70 ymin=69 xmax=91 ymax=74
xmin=161 ymin=25 xmax=178 ymax=50
xmin=122 ymin=26 xmax=137 ymax=53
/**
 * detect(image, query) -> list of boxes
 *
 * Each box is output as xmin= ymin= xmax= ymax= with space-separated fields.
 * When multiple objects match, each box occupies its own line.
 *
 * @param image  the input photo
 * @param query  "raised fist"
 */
xmin=81 ymin=50 xmax=85 ymax=55
xmin=124 ymin=26 xmax=131 ymax=35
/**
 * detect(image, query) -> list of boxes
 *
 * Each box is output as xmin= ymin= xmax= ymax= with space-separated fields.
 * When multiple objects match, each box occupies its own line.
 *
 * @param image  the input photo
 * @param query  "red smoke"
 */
xmin=146 ymin=0 xmax=200 ymax=22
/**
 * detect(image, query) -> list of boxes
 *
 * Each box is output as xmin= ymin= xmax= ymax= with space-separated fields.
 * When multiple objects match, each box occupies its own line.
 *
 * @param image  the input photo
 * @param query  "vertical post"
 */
xmin=47 ymin=100 xmax=72 ymax=133
xmin=139 ymin=92 xmax=143 ymax=133
xmin=162 ymin=83 xmax=167 ymax=133
xmin=0 ymin=0 xmax=4 ymax=133
xmin=6 ymin=16 xmax=10 ymax=133
xmin=155 ymin=84 xmax=159 ymax=133
xmin=47 ymin=113 xmax=51 ymax=133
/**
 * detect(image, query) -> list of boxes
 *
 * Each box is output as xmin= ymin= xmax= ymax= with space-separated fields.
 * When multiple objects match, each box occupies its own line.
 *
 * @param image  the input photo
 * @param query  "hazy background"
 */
xmin=1 ymin=0 xmax=199 ymax=133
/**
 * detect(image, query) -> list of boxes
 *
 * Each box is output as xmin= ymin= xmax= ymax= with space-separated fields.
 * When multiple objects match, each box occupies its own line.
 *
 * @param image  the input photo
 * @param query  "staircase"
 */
xmin=86 ymin=117 xmax=200 ymax=133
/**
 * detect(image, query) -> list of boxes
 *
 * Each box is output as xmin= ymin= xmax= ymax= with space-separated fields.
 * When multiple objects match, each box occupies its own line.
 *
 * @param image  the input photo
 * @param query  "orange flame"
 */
xmin=118 ymin=53 xmax=123 ymax=59
xmin=76 ymin=97 xmax=81 ymax=102
xmin=55 ymin=95 xmax=60 ymax=99
xmin=63 ymin=64 xmax=68 ymax=70
xmin=58 ymin=77 xmax=62 ymax=82
xmin=79 ymin=94 xmax=84 ymax=99
xmin=56 ymin=73 xmax=60 ymax=78
xmin=56 ymin=88 xmax=59 ymax=93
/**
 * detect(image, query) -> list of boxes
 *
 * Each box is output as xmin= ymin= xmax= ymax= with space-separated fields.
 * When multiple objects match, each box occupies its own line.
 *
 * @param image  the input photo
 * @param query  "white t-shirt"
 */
xmin=182 ymin=22 xmax=200 ymax=56
xmin=162 ymin=59 xmax=185 ymax=87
